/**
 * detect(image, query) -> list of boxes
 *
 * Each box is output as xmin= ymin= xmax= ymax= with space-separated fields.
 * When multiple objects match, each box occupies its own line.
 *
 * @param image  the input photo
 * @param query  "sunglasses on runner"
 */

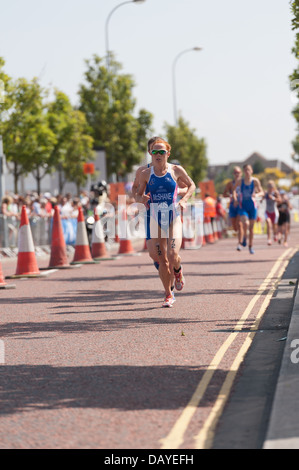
xmin=151 ymin=149 xmax=167 ymax=155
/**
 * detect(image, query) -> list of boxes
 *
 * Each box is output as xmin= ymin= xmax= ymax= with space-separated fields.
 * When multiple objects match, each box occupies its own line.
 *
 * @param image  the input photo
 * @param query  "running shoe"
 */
xmin=153 ymin=261 xmax=160 ymax=271
xmin=174 ymin=267 xmax=185 ymax=291
xmin=249 ymin=246 xmax=255 ymax=254
xmin=242 ymin=237 xmax=247 ymax=247
xmin=237 ymin=243 xmax=242 ymax=251
xmin=172 ymin=290 xmax=176 ymax=302
xmin=162 ymin=294 xmax=175 ymax=308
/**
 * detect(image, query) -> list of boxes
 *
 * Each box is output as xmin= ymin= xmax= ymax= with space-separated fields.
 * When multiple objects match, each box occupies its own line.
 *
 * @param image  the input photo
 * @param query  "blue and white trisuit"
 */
xmin=228 ymin=181 xmax=240 ymax=219
xmin=237 ymin=178 xmax=258 ymax=220
xmin=146 ymin=165 xmax=181 ymax=240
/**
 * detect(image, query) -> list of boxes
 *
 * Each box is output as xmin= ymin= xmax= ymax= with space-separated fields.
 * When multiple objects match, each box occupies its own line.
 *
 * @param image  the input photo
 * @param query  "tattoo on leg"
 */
xmin=171 ymin=239 xmax=175 ymax=249
xmin=156 ymin=244 xmax=162 ymax=256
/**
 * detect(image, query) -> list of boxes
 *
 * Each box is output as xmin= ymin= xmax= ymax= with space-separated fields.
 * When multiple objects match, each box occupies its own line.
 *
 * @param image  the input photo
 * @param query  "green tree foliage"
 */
xmin=0 ymin=76 xmax=56 ymax=194
xmin=164 ymin=116 xmax=208 ymax=185
xmin=78 ymin=55 xmax=153 ymax=179
xmin=0 ymin=57 xmax=13 ymax=111
xmin=62 ymin=109 xmax=94 ymax=194
xmin=0 ymin=56 xmax=95 ymax=195
xmin=47 ymin=90 xmax=94 ymax=193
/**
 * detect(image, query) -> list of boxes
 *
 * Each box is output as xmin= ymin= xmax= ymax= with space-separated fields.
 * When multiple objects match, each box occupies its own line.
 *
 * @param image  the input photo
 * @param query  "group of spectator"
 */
xmin=0 ymin=191 xmax=91 ymax=221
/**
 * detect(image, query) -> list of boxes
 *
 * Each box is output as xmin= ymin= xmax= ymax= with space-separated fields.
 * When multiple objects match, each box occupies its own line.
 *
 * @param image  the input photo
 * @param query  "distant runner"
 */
xmin=234 ymin=164 xmax=264 ymax=254
xmin=223 ymin=166 xmax=242 ymax=250
xmin=137 ymin=138 xmax=195 ymax=307
xmin=277 ymin=190 xmax=292 ymax=247
xmin=263 ymin=180 xmax=281 ymax=245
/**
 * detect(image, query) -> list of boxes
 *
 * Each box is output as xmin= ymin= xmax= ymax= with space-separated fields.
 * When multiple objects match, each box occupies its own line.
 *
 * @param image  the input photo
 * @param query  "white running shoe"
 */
xmin=174 ymin=267 xmax=185 ymax=291
xmin=162 ymin=295 xmax=175 ymax=308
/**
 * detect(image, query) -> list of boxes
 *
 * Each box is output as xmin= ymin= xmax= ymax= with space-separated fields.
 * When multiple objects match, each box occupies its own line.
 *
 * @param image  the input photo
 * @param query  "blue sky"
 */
xmin=0 ymin=0 xmax=297 ymax=168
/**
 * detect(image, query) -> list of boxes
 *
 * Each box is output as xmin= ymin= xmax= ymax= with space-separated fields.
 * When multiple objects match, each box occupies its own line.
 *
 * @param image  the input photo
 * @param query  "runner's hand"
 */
xmin=141 ymin=192 xmax=151 ymax=208
xmin=178 ymin=199 xmax=187 ymax=210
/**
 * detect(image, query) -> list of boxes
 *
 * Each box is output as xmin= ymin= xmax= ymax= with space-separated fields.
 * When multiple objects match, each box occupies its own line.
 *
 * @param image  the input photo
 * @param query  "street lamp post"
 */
xmin=105 ymin=0 xmax=146 ymax=72
xmin=172 ymin=47 xmax=202 ymax=126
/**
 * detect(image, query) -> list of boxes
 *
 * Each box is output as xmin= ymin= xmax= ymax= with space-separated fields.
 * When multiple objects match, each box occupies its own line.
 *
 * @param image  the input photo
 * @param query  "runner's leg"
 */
xmin=249 ymin=219 xmax=255 ymax=248
xmin=168 ymin=217 xmax=184 ymax=291
xmin=154 ymin=237 xmax=172 ymax=298
xmin=147 ymin=238 xmax=160 ymax=268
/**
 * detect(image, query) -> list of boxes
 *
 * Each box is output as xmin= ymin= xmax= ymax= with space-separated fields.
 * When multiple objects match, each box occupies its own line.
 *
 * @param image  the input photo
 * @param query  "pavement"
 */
xmin=0 ymin=226 xmax=299 ymax=449
xmin=263 ymin=249 xmax=299 ymax=449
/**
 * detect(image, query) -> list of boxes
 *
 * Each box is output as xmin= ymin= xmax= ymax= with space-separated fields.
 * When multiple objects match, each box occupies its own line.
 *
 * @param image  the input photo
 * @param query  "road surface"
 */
xmin=0 ymin=226 xmax=298 ymax=449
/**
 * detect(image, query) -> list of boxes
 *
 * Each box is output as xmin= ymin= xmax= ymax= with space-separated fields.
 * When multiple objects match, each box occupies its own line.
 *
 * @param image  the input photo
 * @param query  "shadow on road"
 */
xmin=0 ymin=364 xmax=226 ymax=416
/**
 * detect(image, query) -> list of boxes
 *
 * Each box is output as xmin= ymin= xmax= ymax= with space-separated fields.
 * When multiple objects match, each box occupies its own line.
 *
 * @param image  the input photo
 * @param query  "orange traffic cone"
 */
xmin=115 ymin=215 xmax=120 ymax=243
xmin=91 ymin=210 xmax=116 ymax=260
xmin=48 ymin=206 xmax=72 ymax=269
xmin=195 ymin=214 xmax=205 ymax=248
xmin=117 ymin=207 xmax=137 ymax=256
xmin=204 ymin=216 xmax=214 ymax=244
xmin=10 ymin=206 xmax=42 ymax=277
xmin=0 ymin=260 xmax=16 ymax=289
xmin=71 ymin=207 xmax=96 ymax=264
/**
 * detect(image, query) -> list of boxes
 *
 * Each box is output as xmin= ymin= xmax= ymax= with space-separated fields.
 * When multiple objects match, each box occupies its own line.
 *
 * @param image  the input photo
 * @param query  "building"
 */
xmin=207 ymin=152 xmax=294 ymax=180
xmin=3 ymin=148 xmax=107 ymax=196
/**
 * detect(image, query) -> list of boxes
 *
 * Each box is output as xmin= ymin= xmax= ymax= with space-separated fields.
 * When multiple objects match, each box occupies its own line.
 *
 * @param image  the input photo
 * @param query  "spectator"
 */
xmin=32 ymin=197 xmax=41 ymax=216
xmin=11 ymin=195 xmax=20 ymax=217
xmin=24 ymin=196 xmax=33 ymax=216
xmin=70 ymin=198 xmax=81 ymax=218
xmin=59 ymin=196 xmax=73 ymax=219
xmin=204 ymin=193 xmax=217 ymax=225
xmin=1 ymin=195 xmax=15 ymax=217
xmin=43 ymin=192 xmax=53 ymax=214
xmin=39 ymin=198 xmax=51 ymax=218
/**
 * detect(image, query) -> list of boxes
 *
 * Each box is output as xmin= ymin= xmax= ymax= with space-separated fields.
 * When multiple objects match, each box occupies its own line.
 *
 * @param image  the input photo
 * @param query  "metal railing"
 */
xmin=1 ymin=197 xmax=297 ymax=250
xmin=0 ymin=215 xmax=78 ymax=249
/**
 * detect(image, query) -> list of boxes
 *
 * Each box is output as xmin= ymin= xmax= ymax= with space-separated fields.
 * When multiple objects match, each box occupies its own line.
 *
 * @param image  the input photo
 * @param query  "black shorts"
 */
xmin=278 ymin=212 xmax=290 ymax=226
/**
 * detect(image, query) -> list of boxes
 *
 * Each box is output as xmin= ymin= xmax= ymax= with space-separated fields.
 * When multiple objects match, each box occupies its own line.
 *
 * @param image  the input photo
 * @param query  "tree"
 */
xmin=0 ymin=57 xmax=13 ymax=114
xmin=78 ymin=55 xmax=153 ymax=179
xmin=47 ymin=90 xmax=94 ymax=193
xmin=1 ymin=77 xmax=56 ymax=193
xmin=252 ymin=160 xmax=265 ymax=175
xmin=0 ymin=58 xmax=95 ymax=195
xmin=47 ymin=90 xmax=77 ymax=192
xmin=62 ymin=109 xmax=94 ymax=194
xmin=164 ymin=116 xmax=208 ymax=185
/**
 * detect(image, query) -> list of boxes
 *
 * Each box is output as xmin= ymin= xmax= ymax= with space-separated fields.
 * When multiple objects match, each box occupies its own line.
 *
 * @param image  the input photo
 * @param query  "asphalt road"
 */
xmin=0 ymin=226 xmax=298 ymax=449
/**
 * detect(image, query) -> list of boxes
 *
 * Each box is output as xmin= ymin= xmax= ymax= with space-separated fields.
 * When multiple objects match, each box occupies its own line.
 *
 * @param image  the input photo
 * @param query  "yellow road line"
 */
xmin=194 ymin=248 xmax=297 ymax=449
xmin=159 ymin=248 xmax=294 ymax=449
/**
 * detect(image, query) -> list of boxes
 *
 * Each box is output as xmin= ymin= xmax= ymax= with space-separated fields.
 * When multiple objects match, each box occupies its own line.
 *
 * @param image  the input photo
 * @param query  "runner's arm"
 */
xmin=135 ymin=169 xmax=151 ymax=206
xmin=174 ymin=166 xmax=196 ymax=209
xmin=178 ymin=186 xmax=188 ymax=197
xmin=131 ymin=167 xmax=143 ymax=200
xmin=223 ymin=181 xmax=232 ymax=198
xmin=254 ymin=178 xmax=264 ymax=199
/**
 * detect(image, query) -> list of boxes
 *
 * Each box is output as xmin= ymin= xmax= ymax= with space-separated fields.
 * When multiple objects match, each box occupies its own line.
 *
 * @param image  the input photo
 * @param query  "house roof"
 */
xmin=208 ymin=152 xmax=293 ymax=174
